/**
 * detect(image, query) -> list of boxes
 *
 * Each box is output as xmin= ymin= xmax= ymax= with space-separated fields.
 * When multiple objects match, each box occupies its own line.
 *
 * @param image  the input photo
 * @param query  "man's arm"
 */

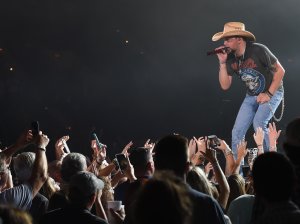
xmin=216 ymin=47 xmax=232 ymax=90
xmin=219 ymin=63 xmax=232 ymax=90
xmin=1 ymin=130 xmax=33 ymax=160
xmin=257 ymin=61 xmax=285 ymax=103
xmin=268 ymin=61 xmax=285 ymax=95
xmin=28 ymin=132 xmax=49 ymax=197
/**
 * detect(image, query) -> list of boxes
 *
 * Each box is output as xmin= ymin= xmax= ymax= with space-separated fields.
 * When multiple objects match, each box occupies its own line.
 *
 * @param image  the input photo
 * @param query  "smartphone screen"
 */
xmin=31 ymin=121 xmax=40 ymax=136
xmin=115 ymin=153 xmax=128 ymax=171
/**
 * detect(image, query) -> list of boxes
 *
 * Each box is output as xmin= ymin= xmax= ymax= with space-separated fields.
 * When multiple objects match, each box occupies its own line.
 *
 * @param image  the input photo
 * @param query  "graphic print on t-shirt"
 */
xmin=239 ymin=68 xmax=265 ymax=95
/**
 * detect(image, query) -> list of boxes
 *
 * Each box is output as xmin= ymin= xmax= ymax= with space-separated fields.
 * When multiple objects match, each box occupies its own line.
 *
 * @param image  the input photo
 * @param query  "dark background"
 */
xmin=1 ymin=0 xmax=299 ymax=160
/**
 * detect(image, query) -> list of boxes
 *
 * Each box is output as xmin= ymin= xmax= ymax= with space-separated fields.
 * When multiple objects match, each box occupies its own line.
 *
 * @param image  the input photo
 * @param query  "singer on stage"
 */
xmin=211 ymin=22 xmax=285 ymax=159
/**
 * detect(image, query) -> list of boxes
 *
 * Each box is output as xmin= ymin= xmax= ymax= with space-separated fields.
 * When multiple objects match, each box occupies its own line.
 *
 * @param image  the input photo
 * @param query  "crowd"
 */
xmin=1 ymin=117 xmax=300 ymax=224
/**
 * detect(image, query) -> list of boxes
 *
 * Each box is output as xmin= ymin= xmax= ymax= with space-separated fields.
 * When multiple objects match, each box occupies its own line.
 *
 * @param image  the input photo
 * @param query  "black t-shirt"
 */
xmin=226 ymin=42 xmax=283 ymax=96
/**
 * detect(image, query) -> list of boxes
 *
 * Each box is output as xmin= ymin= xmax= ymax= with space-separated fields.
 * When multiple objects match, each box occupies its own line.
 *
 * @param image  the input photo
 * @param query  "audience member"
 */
xmin=0 ymin=130 xmax=49 ymax=210
xmin=13 ymin=152 xmax=49 ymax=222
xmin=154 ymin=134 xmax=227 ymax=224
xmin=133 ymin=171 xmax=192 ymax=224
xmin=251 ymin=152 xmax=300 ymax=224
xmin=40 ymin=171 xmax=108 ymax=224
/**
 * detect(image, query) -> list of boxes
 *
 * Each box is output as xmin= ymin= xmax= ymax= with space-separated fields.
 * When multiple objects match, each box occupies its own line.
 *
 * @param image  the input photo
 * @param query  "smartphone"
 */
xmin=31 ymin=121 xmax=40 ymax=136
xmin=207 ymin=135 xmax=221 ymax=148
xmin=61 ymin=139 xmax=71 ymax=153
xmin=115 ymin=153 xmax=128 ymax=172
xmin=242 ymin=165 xmax=250 ymax=177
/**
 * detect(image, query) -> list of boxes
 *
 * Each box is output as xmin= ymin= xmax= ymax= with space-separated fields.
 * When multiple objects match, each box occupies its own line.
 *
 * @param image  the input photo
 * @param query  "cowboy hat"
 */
xmin=212 ymin=22 xmax=256 ymax=41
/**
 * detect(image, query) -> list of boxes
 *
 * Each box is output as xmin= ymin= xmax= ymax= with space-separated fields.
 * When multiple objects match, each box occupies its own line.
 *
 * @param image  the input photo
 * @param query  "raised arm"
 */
xmin=1 ymin=130 xmax=33 ymax=160
xmin=217 ymin=139 xmax=236 ymax=176
xmin=268 ymin=122 xmax=281 ymax=152
xmin=28 ymin=132 xmax=49 ymax=197
xmin=201 ymin=143 xmax=230 ymax=209
xmin=232 ymin=140 xmax=248 ymax=174
xmin=253 ymin=127 xmax=264 ymax=155
xmin=217 ymin=47 xmax=232 ymax=90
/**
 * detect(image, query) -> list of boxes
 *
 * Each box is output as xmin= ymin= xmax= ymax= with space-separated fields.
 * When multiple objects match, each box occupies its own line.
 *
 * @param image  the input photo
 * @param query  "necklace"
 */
xmin=236 ymin=44 xmax=246 ymax=74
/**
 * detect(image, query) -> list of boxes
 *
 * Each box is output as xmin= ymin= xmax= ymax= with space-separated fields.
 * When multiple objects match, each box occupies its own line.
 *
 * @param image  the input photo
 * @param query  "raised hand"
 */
xmin=15 ymin=130 xmax=34 ymax=148
xmin=218 ymin=139 xmax=231 ymax=152
xmin=237 ymin=140 xmax=248 ymax=161
xmin=55 ymin=135 xmax=70 ymax=161
xmin=188 ymin=138 xmax=197 ymax=159
xmin=36 ymin=131 xmax=50 ymax=150
xmin=268 ymin=122 xmax=281 ymax=151
xmin=194 ymin=136 xmax=207 ymax=154
xmin=91 ymin=140 xmax=106 ymax=162
xmin=253 ymin=127 xmax=264 ymax=147
xmin=122 ymin=141 xmax=133 ymax=157
xmin=144 ymin=139 xmax=155 ymax=154
xmin=204 ymin=162 xmax=213 ymax=176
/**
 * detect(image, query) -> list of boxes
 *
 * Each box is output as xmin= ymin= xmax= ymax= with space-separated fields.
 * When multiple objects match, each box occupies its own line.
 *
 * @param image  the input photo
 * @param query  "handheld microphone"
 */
xmin=92 ymin=133 xmax=107 ymax=149
xmin=207 ymin=47 xmax=230 ymax=56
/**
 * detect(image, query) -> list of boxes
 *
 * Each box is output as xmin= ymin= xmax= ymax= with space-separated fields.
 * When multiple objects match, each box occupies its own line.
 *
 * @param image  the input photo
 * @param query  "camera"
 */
xmin=207 ymin=135 xmax=221 ymax=149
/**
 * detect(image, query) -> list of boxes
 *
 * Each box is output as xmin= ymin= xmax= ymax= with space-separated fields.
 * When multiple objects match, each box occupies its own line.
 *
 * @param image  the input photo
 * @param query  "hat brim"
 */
xmin=212 ymin=30 xmax=256 ymax=42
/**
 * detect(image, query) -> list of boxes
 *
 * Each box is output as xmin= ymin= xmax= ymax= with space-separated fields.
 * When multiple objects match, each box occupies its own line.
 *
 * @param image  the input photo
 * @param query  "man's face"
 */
xmin=223 ymin=36 xmax=241 ymax=51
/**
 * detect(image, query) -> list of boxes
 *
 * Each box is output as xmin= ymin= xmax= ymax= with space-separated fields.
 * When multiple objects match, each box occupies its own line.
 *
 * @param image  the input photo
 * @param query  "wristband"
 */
xmin=224 ymin=148 xmax=233 ymax=156
xmin=37 ymin=147 xmax=46 ymax=151
xmin=265 ymin=90 xmax=273 ymax=98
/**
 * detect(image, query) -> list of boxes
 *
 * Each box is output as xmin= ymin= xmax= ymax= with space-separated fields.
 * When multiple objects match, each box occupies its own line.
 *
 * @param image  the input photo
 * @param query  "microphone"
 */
xmin=92 ymin=133 xmax=107 ymax=149
xmin=207 ymin=47 xmax=230 ymax=56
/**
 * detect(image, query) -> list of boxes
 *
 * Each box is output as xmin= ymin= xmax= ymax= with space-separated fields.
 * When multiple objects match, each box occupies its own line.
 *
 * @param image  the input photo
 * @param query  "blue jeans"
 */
xmin=231 ymin=89 xmax=284 ymax=160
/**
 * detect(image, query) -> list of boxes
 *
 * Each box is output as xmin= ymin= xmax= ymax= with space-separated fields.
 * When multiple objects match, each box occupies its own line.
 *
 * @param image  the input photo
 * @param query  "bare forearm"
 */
xmin=232 ymin=157 xmax=243 ymax=175
xmin=2 ymin=144 xmax=23 ymax=159
xmin=219 ymin=64 xmax=232 ymax=90
xmin=95 ymin=199 xmax=108 ymax=222
xmin=225 ymin=154 xmax=236 ymax=176
xmin=98 ymin=163 xmax=116 ymax=177
xmin=30 ymin=148 xmax=48 ymax=197
xmin=212 ymin=161 xmax=230 ymax=209
xmin=268 ymin=62 xmax=285 ymax=94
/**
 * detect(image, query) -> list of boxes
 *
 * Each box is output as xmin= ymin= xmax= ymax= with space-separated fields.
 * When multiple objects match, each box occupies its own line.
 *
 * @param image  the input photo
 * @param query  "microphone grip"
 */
xmin=207 ymin=47 xmax=229 ymax=56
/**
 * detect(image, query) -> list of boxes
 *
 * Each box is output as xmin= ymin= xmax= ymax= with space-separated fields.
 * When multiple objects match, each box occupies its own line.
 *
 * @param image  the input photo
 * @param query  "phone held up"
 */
xmin=31 ymin=121 xmax=40 ymax=137
xmin=115 ymin=153 xmax=128 ymax=173
xmin=207 ymin=135 xmax=221 ymax=149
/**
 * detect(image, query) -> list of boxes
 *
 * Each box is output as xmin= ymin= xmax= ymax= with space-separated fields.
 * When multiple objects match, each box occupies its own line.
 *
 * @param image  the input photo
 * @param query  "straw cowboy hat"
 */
xmin=212 ymin=22 xmax=256 ymax=41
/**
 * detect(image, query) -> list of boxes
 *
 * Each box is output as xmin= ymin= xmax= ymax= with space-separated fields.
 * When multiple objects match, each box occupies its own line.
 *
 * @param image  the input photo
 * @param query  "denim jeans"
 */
xmin=231 ymin=89 xmax=284 ymax=161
